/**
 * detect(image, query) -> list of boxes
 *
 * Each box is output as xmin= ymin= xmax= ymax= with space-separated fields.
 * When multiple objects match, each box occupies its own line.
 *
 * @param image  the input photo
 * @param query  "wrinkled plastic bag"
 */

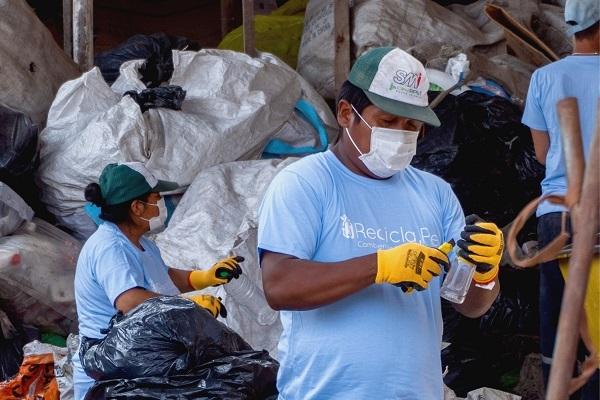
xmin=298 ymin=0 xmax=502 ymax=99
xmin=442 ymin=267 xmax=540 ymax=395
xmin=94 ymin=33 xmax=200 ymax=86
xmin=0 ymin=105 xmax=38 ymax=178
xmin=81 ymin=296 xmax=278 ymax=399
xmin=0 ymin=182 xmax=34 ymax=237
xmin=412 ymin=91 xmax=544 ymax=229
xmin=124 ymin=85 xmax=186 ymax=113
xmin=219 ymin=0 xmax=306 ymax=68
xmin=81 ymin=296 xmax=253 ymax=380
xmin=0 ymin=309 xmax=40 ymax=382
xmin=0 ymin=340 xmax=71 ymax=400
xmin=38 ymin=49 xmax=306 ymax=238
xmin=85 ymin=351 xmax=278 ymax=400
xmin=260 ymin=52 xmax=339 ymax=154
xmin=0 ymin=218 xmax=80 ymax=335
xmin=155 ymin=159 xmax=297 ymax=356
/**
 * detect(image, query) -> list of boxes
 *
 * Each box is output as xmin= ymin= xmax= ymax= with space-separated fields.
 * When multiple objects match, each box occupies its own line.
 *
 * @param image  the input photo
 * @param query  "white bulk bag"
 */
xmin=155 ymin=158 xmax=296 ymax=356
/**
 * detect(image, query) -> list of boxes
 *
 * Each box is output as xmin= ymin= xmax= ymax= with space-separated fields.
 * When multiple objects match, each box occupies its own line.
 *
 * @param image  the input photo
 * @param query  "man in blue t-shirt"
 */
xmin=522 ymin=0 xmax=599 ymax=397
xmin=258 ymin=47 xmax=504 ymax=399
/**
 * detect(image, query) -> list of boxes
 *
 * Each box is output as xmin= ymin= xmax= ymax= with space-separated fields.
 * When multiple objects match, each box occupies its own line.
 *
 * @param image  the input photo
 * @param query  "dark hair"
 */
xmin=84 ymin=183 xmax=150 ymax=224
xmin=336 ymin=80 xmax=373 ymax=117
xmin=575 ymin=21 xmax=600 ymax=41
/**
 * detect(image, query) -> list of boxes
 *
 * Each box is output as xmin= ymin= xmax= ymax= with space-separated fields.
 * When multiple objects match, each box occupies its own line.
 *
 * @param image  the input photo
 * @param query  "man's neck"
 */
xmin=573 ymin=38 xmax=600 ymax=55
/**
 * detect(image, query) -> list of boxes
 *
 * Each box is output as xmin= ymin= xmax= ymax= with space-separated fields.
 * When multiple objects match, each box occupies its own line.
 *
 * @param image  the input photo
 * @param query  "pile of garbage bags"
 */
xmin=413 ymin=91 xmax=544 ymax=229
xmin=95 ymin=33 xmax=201 ymax=86
xmin=0 ymin=184 xmax=79 ymax=336
xmin=0 ymin=0 xmax=563 ymax=397
xmin=81 ymin=296 xmax=278 ymax=399
xmin=298 ymin=0 xmax=570 ymax=101
xmin=37 ymin=48 xmax=337 ymax=240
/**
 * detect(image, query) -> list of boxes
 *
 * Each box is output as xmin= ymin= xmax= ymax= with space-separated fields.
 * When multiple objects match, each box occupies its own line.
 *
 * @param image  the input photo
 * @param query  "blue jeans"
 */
xmin=538 ymin=212 xmax=599 ymax=399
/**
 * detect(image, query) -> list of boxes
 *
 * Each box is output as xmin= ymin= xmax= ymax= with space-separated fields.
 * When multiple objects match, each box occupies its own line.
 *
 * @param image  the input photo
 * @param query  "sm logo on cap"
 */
xmin=392 ymin=69 xmax=422 ymax=90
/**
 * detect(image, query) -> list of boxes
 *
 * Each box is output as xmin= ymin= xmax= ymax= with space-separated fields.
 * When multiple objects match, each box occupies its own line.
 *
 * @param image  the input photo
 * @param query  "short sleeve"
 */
xmin=522 ymin=70 xmax=548 ymax=132
xmin=93 ymin=243 xmax=147 ymax=306
xmin=258 ymin=169 xmax=323 ymax=261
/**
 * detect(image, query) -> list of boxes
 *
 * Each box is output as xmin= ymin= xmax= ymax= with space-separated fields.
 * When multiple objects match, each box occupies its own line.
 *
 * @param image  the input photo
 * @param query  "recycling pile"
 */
xmin=299 ymin=0 xmax=570 ymax=102
xmin=0 ymin=0 xmax=573 ymax=398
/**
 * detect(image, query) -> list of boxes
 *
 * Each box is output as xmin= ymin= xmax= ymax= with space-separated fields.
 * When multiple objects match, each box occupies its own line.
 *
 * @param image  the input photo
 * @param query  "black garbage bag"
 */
xmin=124 ymin=86 xmax=186 ymax=113
xmin=0 ymin=105 xmax=49 ymax=219
xmin=413 ymin=92 xmax=544 ymax=235
xmin=81 ymin=296 xmax=278 ymax=399
xmin=84 ymin=351 xmax=279 ymax=400
xmin=0 ymin=105 xmax=38 ymax=182
xmin=0 ymin=308 xmax=40 ymax=381
xmin=442 ymin=267 xmax=540 ymax=395
xmin=94 ymin=33 xmax=200 ymax=86
xmin=81 ymin=296 xmax=254 ymax=381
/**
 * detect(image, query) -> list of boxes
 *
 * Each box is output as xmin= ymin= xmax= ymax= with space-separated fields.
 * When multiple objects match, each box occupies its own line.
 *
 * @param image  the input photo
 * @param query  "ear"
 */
xmin=130 ymin=200 xmax=145 ymax=217
xmin=336 ymin=100 xmax=354 ymax=129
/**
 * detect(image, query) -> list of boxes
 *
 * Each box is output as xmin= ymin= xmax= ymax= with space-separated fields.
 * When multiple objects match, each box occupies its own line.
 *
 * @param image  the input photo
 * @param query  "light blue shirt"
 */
xmin=522 ymin=55 xmax=600 ymax=216
xmin=258 ymin=150 xmax=465 ymax=400
xmin=73 ymin=222 xmax=179 ymax=399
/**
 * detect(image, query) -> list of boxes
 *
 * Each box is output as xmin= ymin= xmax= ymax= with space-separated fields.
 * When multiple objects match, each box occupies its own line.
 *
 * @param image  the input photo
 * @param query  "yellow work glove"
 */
xmin=187 ymin=294 xmax=227 ymax=318
xmin=376 ymin=242 xmax=449 ymax=292
xmin=188 ymin=256 xmax=244 ymax=290
xmin=457 ymin=214 xmax=504 ymax=284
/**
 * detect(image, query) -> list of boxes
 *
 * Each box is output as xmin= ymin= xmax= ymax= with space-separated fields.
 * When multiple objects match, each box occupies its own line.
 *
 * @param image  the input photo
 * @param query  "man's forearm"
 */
xmin=261 ymin=252 xmax=378 ymax=311
xmin=453 ymin=277 xmax=500 ymax=318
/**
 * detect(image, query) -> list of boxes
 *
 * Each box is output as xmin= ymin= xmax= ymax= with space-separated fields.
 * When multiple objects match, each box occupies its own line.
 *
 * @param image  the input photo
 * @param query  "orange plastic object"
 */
xmin=0 ymin=353 xmax=59 ymax=400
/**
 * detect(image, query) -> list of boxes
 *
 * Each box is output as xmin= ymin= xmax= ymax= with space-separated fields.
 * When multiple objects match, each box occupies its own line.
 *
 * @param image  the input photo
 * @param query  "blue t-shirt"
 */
xmin=522 ymin=55 xmax=600 ymax=216
xmin=73 ymin=222 xmax=179 ymax=399
xmin=257 ymin=150 xmax=465 ymax=400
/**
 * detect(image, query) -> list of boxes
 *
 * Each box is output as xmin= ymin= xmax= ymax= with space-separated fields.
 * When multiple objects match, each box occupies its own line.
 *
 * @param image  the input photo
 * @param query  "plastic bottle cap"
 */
xmin=10 ymin=253 xmax=21 ymax=266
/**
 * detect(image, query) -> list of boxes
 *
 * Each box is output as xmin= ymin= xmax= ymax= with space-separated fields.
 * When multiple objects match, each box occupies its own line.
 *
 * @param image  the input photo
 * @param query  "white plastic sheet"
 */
xmin=155 ymin=158 xmax=297 ymax=356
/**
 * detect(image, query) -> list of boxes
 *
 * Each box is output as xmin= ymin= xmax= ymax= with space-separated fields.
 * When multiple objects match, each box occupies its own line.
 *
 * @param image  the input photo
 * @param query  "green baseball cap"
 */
xmin=99 ymin=162 xmax=180 ymax=205
xmin=348 ymin=47 xmax=441 ymax=127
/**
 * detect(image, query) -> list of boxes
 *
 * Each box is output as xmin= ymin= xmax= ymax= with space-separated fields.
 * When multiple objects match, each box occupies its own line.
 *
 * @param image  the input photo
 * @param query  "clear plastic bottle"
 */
xmin=440 ymin=256 xmax=475 ymax=304
xmin=224 ymin=274 xmax=278 ymax=326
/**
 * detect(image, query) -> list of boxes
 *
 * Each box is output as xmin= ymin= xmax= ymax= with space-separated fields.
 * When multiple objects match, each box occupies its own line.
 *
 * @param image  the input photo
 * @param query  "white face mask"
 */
xmin=139 ymin=197 xmax=168 ymax=233
xmin=345 ymin=105 xmax=419 ymax=178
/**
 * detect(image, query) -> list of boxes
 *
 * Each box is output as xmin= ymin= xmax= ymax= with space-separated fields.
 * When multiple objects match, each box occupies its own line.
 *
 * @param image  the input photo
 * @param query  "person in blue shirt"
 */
xmin=73 ymin=162 xmax=243 ymax=400
xmin=258 ymin=47 xmax=504 ymax=399
xmin=522 ymin=0 xmax=599 ymax=397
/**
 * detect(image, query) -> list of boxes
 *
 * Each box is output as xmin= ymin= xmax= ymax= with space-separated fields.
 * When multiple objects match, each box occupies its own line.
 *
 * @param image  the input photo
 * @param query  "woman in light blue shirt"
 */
xmin=73 ymin=162 xmax=243 ymax=399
